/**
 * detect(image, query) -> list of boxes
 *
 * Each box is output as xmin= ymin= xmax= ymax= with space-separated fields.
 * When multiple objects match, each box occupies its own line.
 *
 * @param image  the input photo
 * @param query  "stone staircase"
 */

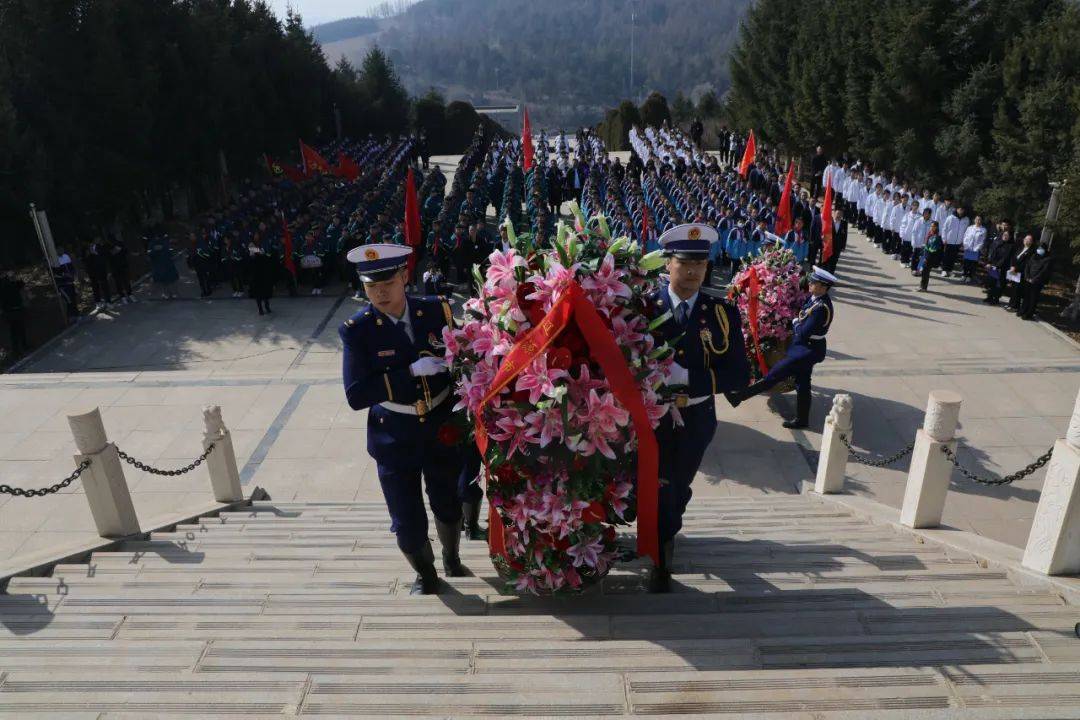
xmin=1 ymin=495 xmax=1079 ymax=718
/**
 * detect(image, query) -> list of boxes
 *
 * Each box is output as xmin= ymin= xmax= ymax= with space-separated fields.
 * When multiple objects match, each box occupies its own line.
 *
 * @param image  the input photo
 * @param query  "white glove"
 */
xmin=409 ymin=356 xmax=448 ymax=377
xmin=666 ymin=362 xmax=689 ymax=387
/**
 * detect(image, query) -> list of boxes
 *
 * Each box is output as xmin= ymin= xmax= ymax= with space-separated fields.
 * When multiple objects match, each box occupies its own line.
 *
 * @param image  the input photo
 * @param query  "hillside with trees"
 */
xmin=316 ymin=0 xmax=752 ymax=131
xmin=0 ymin=0 xmax=495 ymax=266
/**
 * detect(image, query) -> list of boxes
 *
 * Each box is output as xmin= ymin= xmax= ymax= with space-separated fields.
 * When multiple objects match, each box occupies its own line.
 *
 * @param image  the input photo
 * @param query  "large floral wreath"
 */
xmin=443 ymin=203 xmax=673 ymax=594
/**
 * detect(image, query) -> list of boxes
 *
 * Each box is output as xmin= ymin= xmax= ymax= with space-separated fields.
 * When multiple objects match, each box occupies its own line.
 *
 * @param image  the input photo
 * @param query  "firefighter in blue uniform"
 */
xmin=647 ymin=223 xmax=751 ymax=593
xmin=729 ymin=265 xmax=837 ymax=429
xmin=339 ymin=243 xmax=466 ymax=594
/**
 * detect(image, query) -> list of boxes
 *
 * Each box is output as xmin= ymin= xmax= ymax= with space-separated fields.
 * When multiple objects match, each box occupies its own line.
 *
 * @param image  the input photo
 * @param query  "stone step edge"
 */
xmin=0 ymin=488 xmax=271 ymax=590
xmin=803 ymin=486 xmax=1080 ymax=604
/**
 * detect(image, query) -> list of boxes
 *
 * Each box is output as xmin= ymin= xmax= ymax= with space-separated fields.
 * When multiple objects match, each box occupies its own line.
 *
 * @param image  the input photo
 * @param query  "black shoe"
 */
xmin=782 ymin=418 xmax=809 ymax=429
xmin=646 ymin=541 xmax=674 ymax=594
xmin=434 ymin=518 xmax=467 ymax=577
xmin=724 ymin=390 xmax=743 ymax=408
xmin=462 ymin=501 xmax=487 ymax=541
xmin=403 ymin=541 xmax=440 ymax=594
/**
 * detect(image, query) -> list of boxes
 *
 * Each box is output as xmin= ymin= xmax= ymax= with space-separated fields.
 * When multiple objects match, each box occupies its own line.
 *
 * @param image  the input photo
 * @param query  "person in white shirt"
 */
xmin=940 ymin=206 xmax=969 ymax=277
xmin=909 ymin=206 xmax=933 ymax=274
xmin=961 ymin=215 xmax=987 ymax=283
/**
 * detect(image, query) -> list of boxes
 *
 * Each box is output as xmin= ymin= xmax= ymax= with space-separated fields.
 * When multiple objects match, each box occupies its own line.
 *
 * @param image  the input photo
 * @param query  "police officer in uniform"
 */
xmin=647 ymin=223 xmax=750 ymax=593
xmin=729 ymin=266 xmax=837 ymax=429
xmin=339 ymin=244 xmax=467 ymax=594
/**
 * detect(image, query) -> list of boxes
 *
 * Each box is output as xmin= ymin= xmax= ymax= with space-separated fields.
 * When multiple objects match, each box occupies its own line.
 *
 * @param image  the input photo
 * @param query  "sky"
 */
xmin=267 ymin=0 xmax=387 ymax=26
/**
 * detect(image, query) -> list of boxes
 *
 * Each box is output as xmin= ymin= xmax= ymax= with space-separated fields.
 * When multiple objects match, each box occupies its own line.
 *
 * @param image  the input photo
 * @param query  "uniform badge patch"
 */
xmin=378 ymin=349 xmax=395 ymax=357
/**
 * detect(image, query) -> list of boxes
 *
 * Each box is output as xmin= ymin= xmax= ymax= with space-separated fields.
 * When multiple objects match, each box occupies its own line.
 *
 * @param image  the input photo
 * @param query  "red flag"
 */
xmin=821 ymin=174 xmax=835 ymax=264
xmin=280 ymin=216 xmax=296 ymax=277
xmin=299 ymin=140 xmax=332 ymax=176
xmin=334 ymin=151 xmax=361 ymax=181
xmin=522 ymin=106 xmax=534 ymax=172
xmin=641 ymin=204 xmax=651 ymax=246
xmin=737 ymin=129 xmax=756 ymax=179
xmin=774 ymin=161 xmax=795 ymax=236
xmin=266 ymin=155 xmax=305 ymax=183
xmin=404 ymin=168 xmax=422 ymax=280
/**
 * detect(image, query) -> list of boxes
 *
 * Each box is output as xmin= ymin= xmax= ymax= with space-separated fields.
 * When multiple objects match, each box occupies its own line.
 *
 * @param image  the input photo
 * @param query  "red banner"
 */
xmin=738 ymin=129 xmax=756 ymax=179
xmin=522 ymin=106 xmax=535 ymax=172
xmin=299 ymin=140 xmax=332 ymax=176
xmin=334 ymin=151 xmax=361 ymax=181
xmin=775 ymin=161 xmax=794 ymax=236
xmin=732 ymin=266 xmax=769 ymax=376
xmin=821 ymin=174 xmax=835 ymax=263
xmin=474 ymin=281 xmax=660 ymax=565
xmin=404 ymin=168 xmax=421 ymax=281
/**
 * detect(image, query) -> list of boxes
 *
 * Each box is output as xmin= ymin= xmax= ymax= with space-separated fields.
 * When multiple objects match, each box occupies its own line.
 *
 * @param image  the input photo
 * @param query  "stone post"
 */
xmin=202 ymin=405 xmax=242 ymax=503
xmin=1022 ymin=387 xmax=1080 ymax=575
xmin=814 ymin=394 xmax=853 ymax=494
xmin=67 ymin=408 xmax=140 ymax=538
xmin=899 ymin=390 xmax=962 ymax=529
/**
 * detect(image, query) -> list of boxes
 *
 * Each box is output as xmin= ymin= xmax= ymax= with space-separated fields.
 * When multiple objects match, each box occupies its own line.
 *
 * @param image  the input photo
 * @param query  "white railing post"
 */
xmin=1022 ymin=387 xmax=1080 ymax=575
xmin=900 ymin=390 xmax=962 ymax=529
xmin=67 ymin=407 xmax=141 ymax=538
xmin=814 ymin=394 xmax=852 ymax=494
xmin=203 ymin=405 xmax=242 ymax=503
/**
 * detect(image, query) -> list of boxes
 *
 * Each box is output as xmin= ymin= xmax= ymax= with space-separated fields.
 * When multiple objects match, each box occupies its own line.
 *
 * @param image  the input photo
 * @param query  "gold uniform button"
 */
xmin=416 ymin=310 xmax=423 ymax=317
xmin=677 ymin=349 xmax=685 ymax=356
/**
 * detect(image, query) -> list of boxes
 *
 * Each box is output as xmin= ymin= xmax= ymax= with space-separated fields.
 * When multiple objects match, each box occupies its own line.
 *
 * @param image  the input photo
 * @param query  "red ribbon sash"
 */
xmin=731 ymin=266 xmax=769 ymax=375
xmin=474 ymin=280 xmax=660 ymax=565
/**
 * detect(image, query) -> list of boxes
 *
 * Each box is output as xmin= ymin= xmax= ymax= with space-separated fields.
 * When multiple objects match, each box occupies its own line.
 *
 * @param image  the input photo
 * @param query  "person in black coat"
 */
xmin=1019 ymin=243 xmax=1052 ymax=320
xmin=107 ymin=238 xmax=133 ymax=304
xmin=1006 ymin=234 xmax=1036 ymax=312
xmin=983 ymin=225 xmax=1014 ymax=305
xmin=247 ymin=243 xmax=275 ymax=316
xmin=82 ymin=239 xmax=112 ymax=308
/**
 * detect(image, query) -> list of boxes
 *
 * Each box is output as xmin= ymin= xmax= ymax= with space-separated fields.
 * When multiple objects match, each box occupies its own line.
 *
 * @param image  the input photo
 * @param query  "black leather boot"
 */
xmin=727 ymin=379 xmax=770 ymax=408
xmin=783 ymin=386 xmax=811 ymax=429
xmin=646 ymin=540 xmax=675 ymax=593
xmin=462 ymin=500 xmax=487 ymax=541
xmin=434 ymin=517 xmax=467 ymax=577
xmin=403 ymin=540 xmax=440 ymax=594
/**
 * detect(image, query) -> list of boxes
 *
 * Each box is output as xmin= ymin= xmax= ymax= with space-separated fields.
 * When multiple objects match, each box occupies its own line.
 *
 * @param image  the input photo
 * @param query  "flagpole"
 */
xmin=29 ymin=203 xmax=68 ymax=324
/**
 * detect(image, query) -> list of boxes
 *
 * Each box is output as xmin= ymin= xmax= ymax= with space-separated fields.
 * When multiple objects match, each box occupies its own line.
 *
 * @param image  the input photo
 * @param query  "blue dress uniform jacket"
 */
xmin=766 ymin=292 xmax=833 ymax=380
xmin=646 ymin=283 xmax=751 ymax=543
xmin=647 ymin=283 xmax=751 ymax=398
xmin=339 ymin=294 xmax=463 ymax=554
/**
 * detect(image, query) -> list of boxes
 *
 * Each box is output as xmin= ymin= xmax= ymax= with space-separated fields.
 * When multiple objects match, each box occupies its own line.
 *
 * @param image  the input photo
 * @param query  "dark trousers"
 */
xmin=196 ymin=265 xmax=213 ymax=296
xmin=1020 ymin=282 xmax=1044 ymax=318
xmin=920 ymin=252 xmax=940 ymax=290
xmin=900 ymin=241 xmax=912 ymax=264
xmin=110 ymin=264 xmax=131 ymax=298
xmin=458 ymin=445 xmax=484 ymax=504
xmin=910 ymin=247 xmax=923 ymax=273
xmin=4 ymin=310 xmax=28 ymax=355
xmin=962 ymin=258 xmax=978 ymax=280
xmin=89 ymin=272 xmax=112 ymax=304
xmin=654 ymin=402 xmax=717 ymax=543
xmin=367 ymin=404 xmax=464 ymax=554
xmin=1008 ymin=281 xmax=1024 ymax=310
xmin=255 ymin=297 xmax=271 ymax=314
xmin=985 ymin=272 xmax=1004 ymax=303
xmin=942 ymin=244 xmax=960 ymax=273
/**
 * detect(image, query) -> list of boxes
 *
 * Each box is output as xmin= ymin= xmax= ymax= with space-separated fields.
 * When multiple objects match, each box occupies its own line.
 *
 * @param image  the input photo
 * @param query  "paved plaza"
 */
xmin=0 ymin=156 xmax=1078 ymax=572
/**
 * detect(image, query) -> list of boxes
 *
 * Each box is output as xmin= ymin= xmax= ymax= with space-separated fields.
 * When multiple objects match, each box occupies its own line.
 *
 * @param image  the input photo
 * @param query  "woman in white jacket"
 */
xmin=961 ymin=216 xmax=987 ymax=283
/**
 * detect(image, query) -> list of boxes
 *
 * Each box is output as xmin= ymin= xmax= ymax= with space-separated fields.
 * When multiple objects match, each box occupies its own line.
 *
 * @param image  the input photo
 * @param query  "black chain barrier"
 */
xmin=0 ymin=459 xmax=92 ymax=497
xmin=116 ymin=442 xmax=215 ymax=477
xmin=940 ymin=443 xmax=1054 ymax=486
xmin=837 ymin=433 xmax=915 ymax=468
